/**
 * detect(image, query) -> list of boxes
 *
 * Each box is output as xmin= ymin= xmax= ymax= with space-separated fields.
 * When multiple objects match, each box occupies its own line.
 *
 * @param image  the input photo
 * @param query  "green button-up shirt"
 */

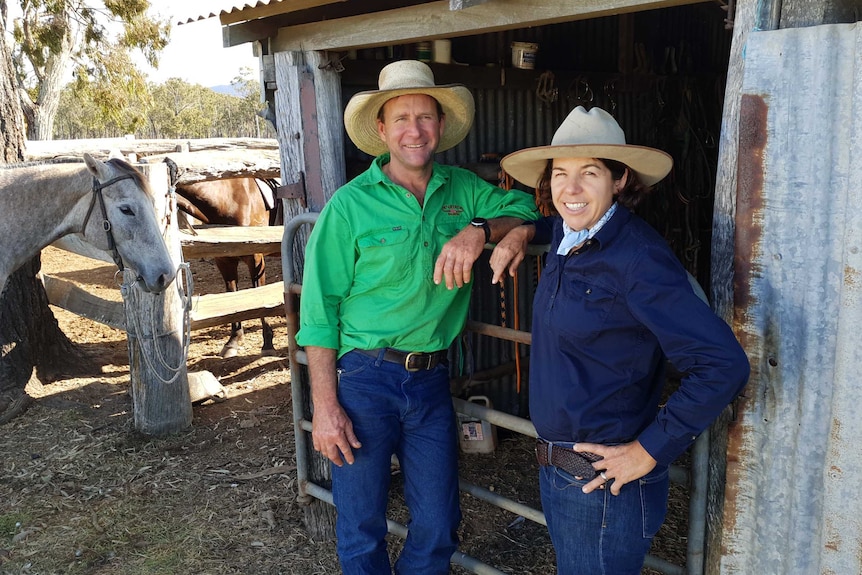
xmin=296 ymin=154 xmax=539 ymax=358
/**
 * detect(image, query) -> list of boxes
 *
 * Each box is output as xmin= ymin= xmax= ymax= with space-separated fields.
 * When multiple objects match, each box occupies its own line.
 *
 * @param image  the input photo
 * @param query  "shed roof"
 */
xmin=177 ymin=0 xmax=350 ymax=25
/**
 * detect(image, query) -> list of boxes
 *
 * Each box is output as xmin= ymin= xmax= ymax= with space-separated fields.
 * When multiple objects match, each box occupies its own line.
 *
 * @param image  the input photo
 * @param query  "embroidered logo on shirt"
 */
xmin=442 ymin=204 xmax=464 ymax=216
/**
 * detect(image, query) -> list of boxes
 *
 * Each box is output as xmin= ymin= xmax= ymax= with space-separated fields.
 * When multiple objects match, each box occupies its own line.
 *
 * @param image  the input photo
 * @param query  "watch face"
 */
xmin=471 ymin=217 xmax=488 ymax=226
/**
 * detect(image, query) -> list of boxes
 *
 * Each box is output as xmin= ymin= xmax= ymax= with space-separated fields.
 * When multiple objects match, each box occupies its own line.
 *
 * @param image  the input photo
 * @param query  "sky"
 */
xmin=143 ymin=0 xmax=258 ymax=87
xmin=4 ymin=0 xmax=258 ymax=87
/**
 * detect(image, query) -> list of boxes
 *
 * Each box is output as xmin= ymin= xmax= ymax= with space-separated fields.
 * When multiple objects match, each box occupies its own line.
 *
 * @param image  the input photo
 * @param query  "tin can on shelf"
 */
xmin=511 ymin=41 xmax=539 ymax=69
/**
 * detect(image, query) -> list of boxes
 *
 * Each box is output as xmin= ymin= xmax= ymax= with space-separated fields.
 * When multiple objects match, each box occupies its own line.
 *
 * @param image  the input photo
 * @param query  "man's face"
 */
xmin=376 ymin=94 xmax=445 ymax=171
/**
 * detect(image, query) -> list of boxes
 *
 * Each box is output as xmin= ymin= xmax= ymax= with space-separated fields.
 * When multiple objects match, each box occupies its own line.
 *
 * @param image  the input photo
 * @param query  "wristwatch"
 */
xmin=470 ymin=217 xmax=491 ymax=243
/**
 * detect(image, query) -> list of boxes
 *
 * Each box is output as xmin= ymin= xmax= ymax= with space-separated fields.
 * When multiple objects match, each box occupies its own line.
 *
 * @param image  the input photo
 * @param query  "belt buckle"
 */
xmin=404 ymin=352 xmax=430 ymax=372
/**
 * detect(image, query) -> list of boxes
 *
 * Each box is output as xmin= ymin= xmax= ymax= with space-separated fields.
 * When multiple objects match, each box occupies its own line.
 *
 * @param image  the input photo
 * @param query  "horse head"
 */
xmin=82 ymin=153 xmax=177 ymax=294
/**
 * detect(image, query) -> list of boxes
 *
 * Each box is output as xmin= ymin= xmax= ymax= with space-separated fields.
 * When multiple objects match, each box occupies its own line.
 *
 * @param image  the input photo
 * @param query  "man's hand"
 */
xmin=433 ymin=225 xmax=486 ymax=289
xmin=576 ymin=440 xmax=657 ymax=496
xmin=489 ymin=224 xmax=534 ymax=285
xmin=311 ymin=398 xmax=362 ymax=466
xmin=306 ymin=346 xmax=362 ymax=466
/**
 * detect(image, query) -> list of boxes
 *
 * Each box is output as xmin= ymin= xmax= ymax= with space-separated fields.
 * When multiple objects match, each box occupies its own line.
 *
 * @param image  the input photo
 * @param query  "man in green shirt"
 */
xmin=296 ymin=60 xmax=538 ymax=575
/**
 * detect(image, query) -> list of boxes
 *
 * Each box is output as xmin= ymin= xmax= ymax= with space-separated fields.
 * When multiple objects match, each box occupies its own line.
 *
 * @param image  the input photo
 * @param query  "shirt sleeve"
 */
xmin=465 ymin=172 xmax=541 ymax=221
xmin=625 ymin=241 xmax=750 ymax=465
xmin=295 ymin=199 xmax=354 ymax=351
xmin=529 ymin=216 xmax=556 ymax=245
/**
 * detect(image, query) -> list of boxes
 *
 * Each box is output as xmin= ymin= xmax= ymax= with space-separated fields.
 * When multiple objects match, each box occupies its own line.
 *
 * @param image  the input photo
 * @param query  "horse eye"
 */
xmin=120 ymin=206 xmax=135 ymax=216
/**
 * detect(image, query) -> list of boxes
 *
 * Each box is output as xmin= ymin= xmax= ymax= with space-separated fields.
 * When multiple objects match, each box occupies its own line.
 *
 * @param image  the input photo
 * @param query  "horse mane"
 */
xmin=105 ymin=157 xmax=148 ymax=188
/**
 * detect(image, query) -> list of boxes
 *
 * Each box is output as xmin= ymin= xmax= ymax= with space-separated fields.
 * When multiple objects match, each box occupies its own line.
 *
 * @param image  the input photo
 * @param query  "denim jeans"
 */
xmin=539 ymin=443 xmax=669 ymax=575
xmin=330 ymin=350 xmax=461 ymax=575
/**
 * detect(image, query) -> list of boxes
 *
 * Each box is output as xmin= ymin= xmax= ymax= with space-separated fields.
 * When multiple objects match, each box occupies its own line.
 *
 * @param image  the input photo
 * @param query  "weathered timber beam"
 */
xmin=25 ymin=137 xmax=278 ymax=162
xmin=180 ymin=225 xmax=284 ymax=259
xmin=269 ymin=0 xmax=704 ymax=52
xmin=141 ymin=149 xmax=282 ymax=184
xmin=41 ymin=274 xmax=126 ymax=330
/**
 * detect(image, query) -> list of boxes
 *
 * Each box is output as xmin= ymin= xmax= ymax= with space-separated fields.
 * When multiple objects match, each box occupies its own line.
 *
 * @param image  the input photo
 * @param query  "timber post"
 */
xmin=126 ymin=161 xmax=192 ymax=436
xmin=275 ymin=48 xmax=346 ymax=540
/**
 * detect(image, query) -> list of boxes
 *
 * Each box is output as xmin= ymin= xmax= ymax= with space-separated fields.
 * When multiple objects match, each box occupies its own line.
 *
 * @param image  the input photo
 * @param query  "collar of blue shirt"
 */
xmin=556 ymin=202 xmax=618 ymax=255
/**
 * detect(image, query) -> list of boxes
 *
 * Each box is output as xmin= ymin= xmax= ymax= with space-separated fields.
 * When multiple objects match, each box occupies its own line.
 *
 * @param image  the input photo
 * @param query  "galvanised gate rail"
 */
xmin=282 ymin=212 xmax=702 ymax=575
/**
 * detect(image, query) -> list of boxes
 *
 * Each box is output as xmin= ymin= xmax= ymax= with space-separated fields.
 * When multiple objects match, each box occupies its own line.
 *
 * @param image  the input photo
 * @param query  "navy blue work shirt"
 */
xmin=529 ymin=205 xmax=749 ymax=465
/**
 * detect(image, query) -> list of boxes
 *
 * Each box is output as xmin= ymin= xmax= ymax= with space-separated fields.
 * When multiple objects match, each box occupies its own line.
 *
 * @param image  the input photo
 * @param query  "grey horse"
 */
xmin=0 ymin=153 xmax=176 ymax=295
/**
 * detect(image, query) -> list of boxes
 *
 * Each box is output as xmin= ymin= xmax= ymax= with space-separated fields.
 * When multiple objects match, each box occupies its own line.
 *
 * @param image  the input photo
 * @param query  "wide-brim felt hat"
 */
xmin=500 ymin=106 xmax=673 ymax=188
xmin=344 ymin=60 xmax=475 ymax=156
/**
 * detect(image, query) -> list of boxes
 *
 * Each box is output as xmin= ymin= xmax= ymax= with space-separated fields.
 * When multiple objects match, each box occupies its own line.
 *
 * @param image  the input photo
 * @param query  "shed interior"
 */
xmin=330 ymin=2 xmax=732 ymax=416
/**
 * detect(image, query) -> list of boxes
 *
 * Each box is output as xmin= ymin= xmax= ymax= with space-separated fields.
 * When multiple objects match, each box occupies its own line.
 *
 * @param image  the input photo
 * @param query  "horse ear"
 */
xmin=83 ymin=153 xmax=109 ymax=180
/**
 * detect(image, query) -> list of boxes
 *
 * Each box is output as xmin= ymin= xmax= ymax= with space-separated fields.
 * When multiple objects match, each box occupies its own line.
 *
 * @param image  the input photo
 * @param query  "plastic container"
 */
xmin=433 ymin=39 xmax=451 ymax=64
xmin=511 ymin=41 xmax=539 ymax=70
xmin=457 ymin=396 xmax=498 ymax=454
xmin=415 ymin=41 xmax=432 ymax=62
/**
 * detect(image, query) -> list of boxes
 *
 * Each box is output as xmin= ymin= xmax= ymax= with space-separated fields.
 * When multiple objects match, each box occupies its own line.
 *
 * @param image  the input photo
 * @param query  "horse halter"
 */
xmin=83 ymin=174 xmax=136 ymax=272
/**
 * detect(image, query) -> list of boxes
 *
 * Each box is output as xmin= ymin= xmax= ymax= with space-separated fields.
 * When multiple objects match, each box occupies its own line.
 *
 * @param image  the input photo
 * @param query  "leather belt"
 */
xmin=355 ymin=348 xmax=448 ymax=372
xmin=535 ymin=439 xmax=603 ymax=480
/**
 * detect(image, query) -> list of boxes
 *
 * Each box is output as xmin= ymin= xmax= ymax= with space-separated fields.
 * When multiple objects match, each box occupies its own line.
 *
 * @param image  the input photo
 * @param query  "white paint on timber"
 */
xmin=270 ymin=0 xmax=703 ymax=52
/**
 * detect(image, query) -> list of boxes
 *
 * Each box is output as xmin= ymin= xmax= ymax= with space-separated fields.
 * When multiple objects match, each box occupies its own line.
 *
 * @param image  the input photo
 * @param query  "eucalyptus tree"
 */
xmin=11 ymin=0 xmax=169 ymax=140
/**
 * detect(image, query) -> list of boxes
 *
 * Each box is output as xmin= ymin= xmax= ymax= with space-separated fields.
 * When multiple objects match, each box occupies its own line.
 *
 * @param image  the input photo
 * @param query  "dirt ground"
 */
xmin=0 ymin=247 xmax=689 ymax=575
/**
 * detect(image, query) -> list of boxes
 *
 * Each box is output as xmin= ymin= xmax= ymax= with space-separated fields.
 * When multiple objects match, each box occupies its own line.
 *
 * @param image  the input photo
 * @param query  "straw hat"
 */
xmin=344 ymin=60 xmax=475 ymax=156
xmin=500 ymin=106 xmax=673 ymax=188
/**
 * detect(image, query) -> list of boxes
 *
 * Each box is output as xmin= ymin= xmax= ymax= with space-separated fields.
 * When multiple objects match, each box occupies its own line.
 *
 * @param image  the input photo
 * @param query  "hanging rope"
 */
xmin=121 ymin=262 xmax=194 ymax=385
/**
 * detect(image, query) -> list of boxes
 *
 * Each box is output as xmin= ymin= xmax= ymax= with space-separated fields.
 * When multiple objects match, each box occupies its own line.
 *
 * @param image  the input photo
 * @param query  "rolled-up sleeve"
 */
xmin=296 ymin=202 xmax=353 ymax=351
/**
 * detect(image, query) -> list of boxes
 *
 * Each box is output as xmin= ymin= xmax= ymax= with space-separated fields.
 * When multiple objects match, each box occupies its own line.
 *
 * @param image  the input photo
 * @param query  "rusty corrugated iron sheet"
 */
xmin=721 ymin=22 xmax=862 ymax=574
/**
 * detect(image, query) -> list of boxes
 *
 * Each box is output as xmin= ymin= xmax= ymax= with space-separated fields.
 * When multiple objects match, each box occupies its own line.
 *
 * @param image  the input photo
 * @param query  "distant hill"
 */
xmin=211 ymin=84 xmax=240 ymax=97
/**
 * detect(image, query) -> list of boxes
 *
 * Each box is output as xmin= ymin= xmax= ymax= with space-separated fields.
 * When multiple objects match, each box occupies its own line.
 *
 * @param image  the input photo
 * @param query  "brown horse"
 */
xmin=175 ymin=177 xmax=280 ymax=358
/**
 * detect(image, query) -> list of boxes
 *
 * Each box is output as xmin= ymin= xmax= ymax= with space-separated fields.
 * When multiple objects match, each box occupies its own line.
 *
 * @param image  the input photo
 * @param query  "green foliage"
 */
xmin=54 ymin=71 xmax=273 ymax=140
xmin=11 ymin=0 xmax=170 ymax=139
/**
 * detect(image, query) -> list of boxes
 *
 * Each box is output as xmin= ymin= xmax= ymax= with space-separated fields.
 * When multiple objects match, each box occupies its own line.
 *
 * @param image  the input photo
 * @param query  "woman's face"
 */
xmin=550 ymin=157 xmax=626 ymax=231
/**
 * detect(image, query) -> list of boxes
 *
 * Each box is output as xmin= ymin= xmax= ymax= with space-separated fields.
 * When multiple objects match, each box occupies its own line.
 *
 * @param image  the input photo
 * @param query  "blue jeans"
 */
xmin=539 ymin=444 xmax=669 ymax=575
xmin=331 ymin=350 xmax=461 ymax=575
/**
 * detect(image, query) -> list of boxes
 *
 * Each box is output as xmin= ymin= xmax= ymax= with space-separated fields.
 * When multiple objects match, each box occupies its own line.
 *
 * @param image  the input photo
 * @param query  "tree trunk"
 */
xmin=20 ymin=8 xmax=74 ymax=141
xmin=1 ymin=0 xmax=25 ymax=162
xmin=0 ymin=7 xmax=83 ymax=423
xmin=0 ymin=257 xmax=89 ymax=423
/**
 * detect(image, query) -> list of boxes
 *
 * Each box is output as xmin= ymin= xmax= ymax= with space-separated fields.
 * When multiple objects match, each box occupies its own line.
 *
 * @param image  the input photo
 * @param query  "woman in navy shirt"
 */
xmin=490 ymin=106 xmax=749 ymax=574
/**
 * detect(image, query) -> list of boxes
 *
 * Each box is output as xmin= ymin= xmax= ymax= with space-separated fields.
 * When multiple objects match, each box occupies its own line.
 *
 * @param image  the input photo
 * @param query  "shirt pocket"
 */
xmin=355 ymin=227 xmax=412 ymax=286
xmin=435 ymin=218 xmax=468 ymax=240
xmin=550 ymin=279 xmax=616 ymax=341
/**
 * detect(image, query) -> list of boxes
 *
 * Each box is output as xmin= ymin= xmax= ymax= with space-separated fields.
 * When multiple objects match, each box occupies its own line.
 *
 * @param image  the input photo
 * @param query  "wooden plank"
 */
xmin=43 ymin=272 xmax=286 ymax=334
xmin=41 ymin=274 xmax=126 ymax=330
xmin=25 ymin=137 xmax=278 ymax=162
xmin=180 ymin=226 xmax=284 ymax=259
xmin=190 ymin=282 xmax=286 ymax=330
xmin=140 ymin=150 xmax=282 ymax=184
xmin=268 ymin=0 xmax=703 ymax=52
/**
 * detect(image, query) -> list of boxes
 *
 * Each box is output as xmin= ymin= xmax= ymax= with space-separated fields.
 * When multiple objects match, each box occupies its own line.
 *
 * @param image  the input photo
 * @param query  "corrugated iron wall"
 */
xmin=341 ymin=3 xmax=732 ymax=416
xmin=721 ymin=22 xmax=862 ymax=574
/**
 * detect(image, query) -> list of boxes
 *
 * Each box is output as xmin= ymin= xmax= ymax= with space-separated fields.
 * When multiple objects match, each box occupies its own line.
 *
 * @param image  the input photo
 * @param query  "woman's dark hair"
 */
xmin=533 ymin=157 xmax=651 ymax=215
